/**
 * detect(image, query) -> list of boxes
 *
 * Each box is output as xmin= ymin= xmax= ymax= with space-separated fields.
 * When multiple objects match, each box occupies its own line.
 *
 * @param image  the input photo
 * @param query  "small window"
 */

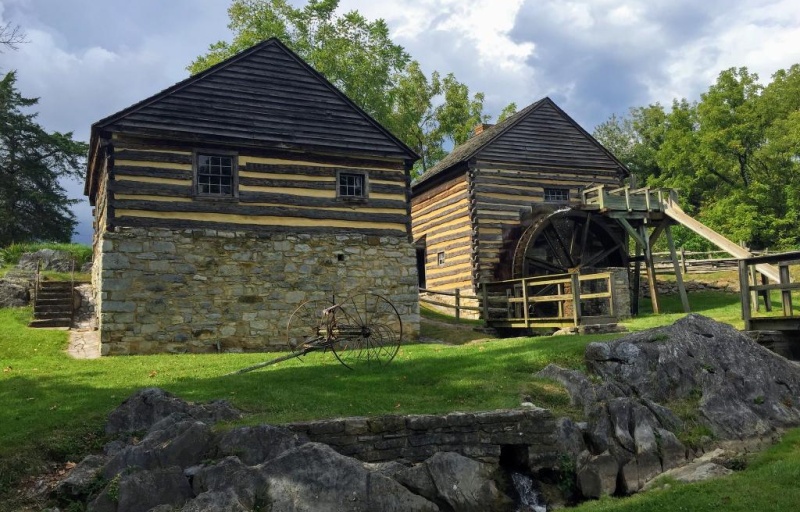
xmin=337 ymin=171 xmax=368 ymax=199
xmin=437 ymin=251 xmax=445 ymax=266
xmin=195 ymin=152 xmax=237 ymax=198
xmin=544 ymin=187 xmax=569 ymax=202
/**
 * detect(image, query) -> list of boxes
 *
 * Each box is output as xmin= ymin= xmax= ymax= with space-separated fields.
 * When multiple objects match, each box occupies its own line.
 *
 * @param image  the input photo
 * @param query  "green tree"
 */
xmin=595 ymin=65 xmax=800 ymax=250
xmin=0 ymin=71 xmax=88 ymax=245
xmin=191 ymin=0 xmax=510 ymax=178
xmin=189 ymin=0 xmax=409 ymax=131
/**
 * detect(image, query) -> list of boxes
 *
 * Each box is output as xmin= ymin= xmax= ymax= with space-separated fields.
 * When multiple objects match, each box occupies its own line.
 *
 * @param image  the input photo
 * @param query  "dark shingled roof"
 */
xmin=412 ymin=96 xmax=628 ymax=190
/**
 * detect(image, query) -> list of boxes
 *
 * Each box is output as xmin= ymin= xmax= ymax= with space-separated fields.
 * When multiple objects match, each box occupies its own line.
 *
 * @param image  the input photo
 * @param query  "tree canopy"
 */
xmin=0 ymin=71 xmax=88 ymax=246
xmin=594 ymin=66 xmax=800 ymax=250
xmin=190 ymin=0 xmax=509 ymax=177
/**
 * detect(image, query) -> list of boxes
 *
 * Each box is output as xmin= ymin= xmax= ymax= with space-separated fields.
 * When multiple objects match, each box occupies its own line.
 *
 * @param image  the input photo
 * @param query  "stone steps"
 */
xmin=29 ymin=281 xmax=82 ymax=329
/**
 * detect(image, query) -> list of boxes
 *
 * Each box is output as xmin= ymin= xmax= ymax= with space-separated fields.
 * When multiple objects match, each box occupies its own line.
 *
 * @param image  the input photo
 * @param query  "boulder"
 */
xmin=584 ymin=314 xmax=800 ymax=440
xmin=216 ymin=424 xmax=308 ymax=465
xmin=190 ymin=456 xmax=265 ymax=507
xmin=0 ymin=279 xmax=29 ymax=308
xmin=423 ymin=451 xmax=512 ymax=512
xmin=90 ymin=466 xmax=193 ymax=512
xmin=54 ymin=454 xmax=108 ymax=500
xmin=102 ymin=417 xmax=214 ymax=478
xmin=105 ymin=387 xmax=241 ymax=434
xmin=17 ymin=249 xmax=76 ymax=272
xmin=575 ymin=450 xmax=618 ymax=499
xmin=256 ymin=443 xmax=438 ymax=511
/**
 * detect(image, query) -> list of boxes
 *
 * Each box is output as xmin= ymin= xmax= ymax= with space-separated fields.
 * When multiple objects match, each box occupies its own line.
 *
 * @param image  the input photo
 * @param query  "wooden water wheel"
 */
xmin=512 ymin=209 xmax=628 ymax=278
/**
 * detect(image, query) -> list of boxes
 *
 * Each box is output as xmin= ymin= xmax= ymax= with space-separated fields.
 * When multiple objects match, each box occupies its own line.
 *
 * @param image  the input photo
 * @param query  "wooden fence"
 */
xmin=739 ymin=251 xmax=800 ymax=331
xmin=419 ymin=288 xmax=481 ymax=321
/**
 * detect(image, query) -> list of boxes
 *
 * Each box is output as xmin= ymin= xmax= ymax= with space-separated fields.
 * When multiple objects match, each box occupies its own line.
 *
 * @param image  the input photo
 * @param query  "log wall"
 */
xmin=471 ymin=161 xmax=622 ymax=284
xmin=104 ymin=137 xmax=410 ymax=238
xmin=410 ymin=173 xmax=474 ymax=292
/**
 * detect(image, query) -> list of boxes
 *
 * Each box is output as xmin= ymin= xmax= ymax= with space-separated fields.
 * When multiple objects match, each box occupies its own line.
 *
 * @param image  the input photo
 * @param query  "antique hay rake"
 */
xmin=228 ymin=293 xmax=403 ymax=374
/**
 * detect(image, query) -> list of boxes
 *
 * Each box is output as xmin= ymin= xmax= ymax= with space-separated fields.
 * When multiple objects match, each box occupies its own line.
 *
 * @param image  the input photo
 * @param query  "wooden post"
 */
xmin=750 ymin=267 xmax=760 ymax=312
xmin=640 ymin=224 xmax=660 ymax=314
xmin=521 ymin=278 xmax=530 ymax=327
xmin=680 ymin=246 xmax=687 ymax=275
xmin=761 ymin=274 xmax=772 ymax=312
xmin=454 ymin=288 xmax=461 ymax=321
xmin=607 ymin=273 xmax=615 ymax=318
xmin=571 ymin=272 xmax=581 ymax=327
xmin=557 ymin=282 xmax=564 ymax=319
xmin=632 ymin=242 xmax=642 ymax=316
xmin=780 ymin=264 xmax=793 ymax=317
xmin=739 ymin=259 xmax=752 ymax=330
xmin=665 ymin=225 xmax=690 ymax=313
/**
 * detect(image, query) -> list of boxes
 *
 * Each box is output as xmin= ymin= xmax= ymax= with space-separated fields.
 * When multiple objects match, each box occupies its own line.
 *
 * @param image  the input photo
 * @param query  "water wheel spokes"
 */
xmin=513 ymin=210 xmax=628 ymax=278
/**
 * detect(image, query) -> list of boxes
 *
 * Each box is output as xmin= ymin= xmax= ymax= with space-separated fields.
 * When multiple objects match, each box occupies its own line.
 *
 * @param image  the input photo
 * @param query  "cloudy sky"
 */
xmin=2 ymin=0 xmax=800 ymax=244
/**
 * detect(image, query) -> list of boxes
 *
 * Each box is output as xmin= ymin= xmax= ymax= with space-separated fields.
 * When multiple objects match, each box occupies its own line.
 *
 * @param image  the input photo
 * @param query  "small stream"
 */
xmin=511 ymin=471 xmax=548 ymax=512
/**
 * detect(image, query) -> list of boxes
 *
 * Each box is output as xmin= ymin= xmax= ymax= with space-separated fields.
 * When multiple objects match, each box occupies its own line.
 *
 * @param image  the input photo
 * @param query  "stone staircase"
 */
xmin=29 ymin=281 xmax=78 ymax=328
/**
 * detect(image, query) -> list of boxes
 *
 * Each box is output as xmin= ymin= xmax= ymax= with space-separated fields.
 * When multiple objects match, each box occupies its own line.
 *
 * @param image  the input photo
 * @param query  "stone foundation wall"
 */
xmin=96 ymin=227 xmax=419 ymax=355
xmin=286 ymin=408 xmax=558 ymax=465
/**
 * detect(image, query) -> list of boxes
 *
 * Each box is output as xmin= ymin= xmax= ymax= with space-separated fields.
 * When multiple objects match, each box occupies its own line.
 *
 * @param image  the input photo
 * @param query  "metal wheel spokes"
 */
xmin=331 ymin=293 xmax=402 ymax=368
xmin=286 ymin=300 xmax=329 ymax=356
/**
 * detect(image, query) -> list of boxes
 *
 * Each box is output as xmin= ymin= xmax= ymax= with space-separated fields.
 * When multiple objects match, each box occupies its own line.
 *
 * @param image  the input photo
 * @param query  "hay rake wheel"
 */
xmin=228 ymin=293 xmax=403 ymax=375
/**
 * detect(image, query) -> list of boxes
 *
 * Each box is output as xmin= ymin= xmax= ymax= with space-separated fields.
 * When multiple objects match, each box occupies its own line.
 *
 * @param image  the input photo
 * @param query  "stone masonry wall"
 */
xmin=286 ymin=408 xmax=558 ymax=465
xmin=96 ymin=227 xmax=419 ymax=355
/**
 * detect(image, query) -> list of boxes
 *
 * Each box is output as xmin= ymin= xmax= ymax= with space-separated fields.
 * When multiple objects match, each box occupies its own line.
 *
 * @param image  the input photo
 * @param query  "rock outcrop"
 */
xmin=538 ymin=314 xmax=800 ymax=497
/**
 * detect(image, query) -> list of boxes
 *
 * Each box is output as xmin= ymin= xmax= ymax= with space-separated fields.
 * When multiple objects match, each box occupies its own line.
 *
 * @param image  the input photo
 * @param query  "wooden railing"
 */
xmin=739 ymin=251 xmax=800 ymax=331
xmin=419 ymin=288 xmax=481 ymax=321
xmin=482 ymin=271 xmax=616 ymax=329
xmin=581 ymin=185 xmax=668 ymax=213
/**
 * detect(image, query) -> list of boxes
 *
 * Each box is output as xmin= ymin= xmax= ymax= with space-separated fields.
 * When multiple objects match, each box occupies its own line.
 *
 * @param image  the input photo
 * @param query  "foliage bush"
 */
xmin=0 ymin=242 xmax=91 ymax=266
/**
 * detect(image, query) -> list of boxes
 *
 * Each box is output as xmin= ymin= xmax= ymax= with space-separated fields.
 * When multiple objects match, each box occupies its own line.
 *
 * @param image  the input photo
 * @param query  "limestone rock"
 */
xmin=117 ymin=466 xmax=193 ymax=512
xmin=424 ymin=451 xmax=512 ymax=512
xmin=102 ymin=417 xmax=213 ymax=478
xmin=256 ymin=443 xmax=438 ymax=511
xmin=105 ymin=387 xmax=241 ymax=434
xmin=17 ymin=249 xmax=76 ymax=272
xmin=216 ymin=424 xmax=308 ymax=465
xmin=191 ymin=456 xmax=265 ymax=507
xmin=576 ymin=450 xmax=618 ymax=498
xmin=585 ymin=314 xmax=800 ymax=440
xmin=644 ymin=460 xmax=733 ymax=490
xmin=54 ymin=454 xmax=108 ymax=500
xmin=0 ymin=279 xmax=29 ymax=307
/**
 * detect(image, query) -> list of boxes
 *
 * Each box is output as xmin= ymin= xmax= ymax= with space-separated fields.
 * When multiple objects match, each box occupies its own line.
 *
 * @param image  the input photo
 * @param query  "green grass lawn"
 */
xmin=0 ymin=289 xmax=796 ymax=510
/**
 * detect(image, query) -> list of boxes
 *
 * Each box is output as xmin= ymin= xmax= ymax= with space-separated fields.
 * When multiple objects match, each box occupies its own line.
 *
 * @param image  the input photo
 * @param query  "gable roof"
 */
xmin=86 ymin=38 xmax=418 ymax=197
xmin=412 ymin=97 xmax=628 ymax=191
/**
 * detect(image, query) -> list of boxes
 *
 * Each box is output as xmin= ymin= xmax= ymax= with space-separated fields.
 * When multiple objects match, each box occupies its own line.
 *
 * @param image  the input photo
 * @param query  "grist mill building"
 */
xmin=411 ymin=98 xmax=631 ymax=319
xmin=85 ymin=38 xmax=419 ymax=355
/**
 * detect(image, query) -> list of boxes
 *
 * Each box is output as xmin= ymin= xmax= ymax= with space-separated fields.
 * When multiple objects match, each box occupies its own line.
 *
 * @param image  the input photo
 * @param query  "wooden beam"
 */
xmin=632 ymin=241 xmax=642 ymax=316
xmin=665 ymin=224 xmax=690 ymax=313
xmin=640 ymin=224 xmax=660 ymax=314
xmin=617 ymin=218 xmax=645 ymax=247
xmin=739 ymin=259 xmax=752 ymax=330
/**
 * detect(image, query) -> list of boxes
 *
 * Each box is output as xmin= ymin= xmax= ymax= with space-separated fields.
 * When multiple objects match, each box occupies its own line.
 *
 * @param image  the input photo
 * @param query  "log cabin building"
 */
xmin=411 ymin=98 xmax=630 ymax=316
xmin=85 ymin=38 xmax=419 ymax=355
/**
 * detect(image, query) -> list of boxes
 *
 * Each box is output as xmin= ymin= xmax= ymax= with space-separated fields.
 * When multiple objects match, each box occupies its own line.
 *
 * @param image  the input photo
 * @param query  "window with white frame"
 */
xmin=195 ymin=153 xmax=237 ymax=197
xmin=543 ymin=187 xmax=569 ymax=202
xmin=337 ymin=171 xmax=367 ymax=199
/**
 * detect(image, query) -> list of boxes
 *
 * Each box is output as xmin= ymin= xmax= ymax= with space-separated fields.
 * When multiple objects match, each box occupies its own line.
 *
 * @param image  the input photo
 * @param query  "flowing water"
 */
xmin=511 ymin=472 xmax=548 ymax=512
